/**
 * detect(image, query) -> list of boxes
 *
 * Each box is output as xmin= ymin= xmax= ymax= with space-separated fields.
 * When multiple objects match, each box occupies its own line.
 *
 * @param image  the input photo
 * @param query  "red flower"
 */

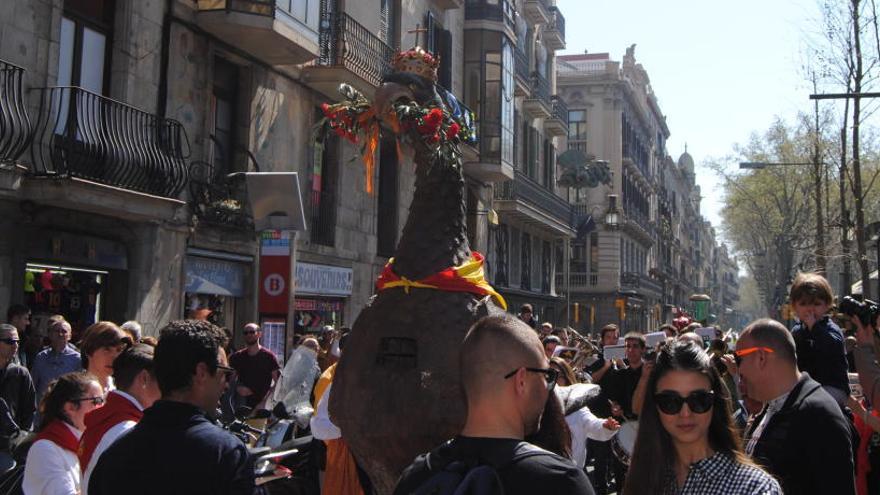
xmin=425 ymin=108 xmax=444 ymax=126
xmin=321 ymin=103 xmax=332 ymax=118
xmin=427 ymin=133 xmax=440 ymax=144
xmin=334 ymin=127 xmax=346 ymax=137
xmin=446 ymin=123 xmax=460 ymax=139
xmin=417 ymin=122 xmax=438 ymax=135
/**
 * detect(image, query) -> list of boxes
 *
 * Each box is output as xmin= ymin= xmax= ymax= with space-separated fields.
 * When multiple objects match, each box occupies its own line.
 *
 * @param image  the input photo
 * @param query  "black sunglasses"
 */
xmin=74 ymin=396 xmax=105 ymax=407
xmin=654 ymin=390 xmax=715 ymax=415
xmin=0 ymin=338 xmax=19 ymax=346
xmin=504 ymin=367 xmax=559 ymax=389
xmin=216 ymin=364 xmax=236 ymax=375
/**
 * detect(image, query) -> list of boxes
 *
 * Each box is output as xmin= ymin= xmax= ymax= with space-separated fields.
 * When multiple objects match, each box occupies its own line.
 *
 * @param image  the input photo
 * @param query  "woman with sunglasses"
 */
xmin=624 ymin=342 xmax=781 ymax=495
xmin=23 ymin=371 xmax=104 ymax=495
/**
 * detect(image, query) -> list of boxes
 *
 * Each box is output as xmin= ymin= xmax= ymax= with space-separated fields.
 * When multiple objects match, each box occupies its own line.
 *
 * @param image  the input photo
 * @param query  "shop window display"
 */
xmin=25 ymin=264 xmax=104 ymax=341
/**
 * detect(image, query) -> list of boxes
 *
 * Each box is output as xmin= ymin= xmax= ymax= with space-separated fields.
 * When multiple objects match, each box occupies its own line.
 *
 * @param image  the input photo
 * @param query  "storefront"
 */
xmin=183 ymin=249 xmax=252 ymax=333
xmin=293 ymin=262 xmax=352 ymax=335
xmin=23 ymin=231 xmax=128 ymax=341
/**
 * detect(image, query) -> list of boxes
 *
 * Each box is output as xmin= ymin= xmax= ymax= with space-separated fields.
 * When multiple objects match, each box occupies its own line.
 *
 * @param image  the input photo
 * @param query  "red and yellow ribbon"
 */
xmin=376 ymin=252 xmax=507 ymax=310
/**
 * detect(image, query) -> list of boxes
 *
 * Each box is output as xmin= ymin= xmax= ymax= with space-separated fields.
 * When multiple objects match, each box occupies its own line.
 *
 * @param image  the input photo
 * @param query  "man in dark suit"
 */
xmin=736 ymin=318 xmax=855 ymax=495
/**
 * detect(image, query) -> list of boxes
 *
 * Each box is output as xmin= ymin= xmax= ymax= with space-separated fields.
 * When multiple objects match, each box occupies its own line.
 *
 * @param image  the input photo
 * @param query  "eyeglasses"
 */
xmin=734 ymin=346 xmax=775 ymax=366
xmin=0 ymin=338 xmax=19 ymax=346
xmin=74 ymin=396 xmax=105 ymax=407
xmin=216 ymin=364 xmax=236 ymax=375
xmin=654 ymin=390 xmax=715 ymax=415
xmin=503 ymin=367 xmax=559 ymax=390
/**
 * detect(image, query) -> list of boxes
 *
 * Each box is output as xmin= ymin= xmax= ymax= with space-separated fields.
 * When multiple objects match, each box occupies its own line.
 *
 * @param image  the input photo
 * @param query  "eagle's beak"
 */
xmin=374 ymin=82 xmax=414 ymax=122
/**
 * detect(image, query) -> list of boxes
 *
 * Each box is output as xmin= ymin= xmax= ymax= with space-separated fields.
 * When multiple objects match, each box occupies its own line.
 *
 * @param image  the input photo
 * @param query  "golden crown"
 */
xmin=392 ymin=46 xmax=439 ymax=82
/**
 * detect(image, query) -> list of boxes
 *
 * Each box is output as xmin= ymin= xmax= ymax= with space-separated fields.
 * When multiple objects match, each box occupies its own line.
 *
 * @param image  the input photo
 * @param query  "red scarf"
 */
xmin=36 ymin=420 xmax=80 ymax=454
xmin=78 ymin=391 xmax=143 ymax=471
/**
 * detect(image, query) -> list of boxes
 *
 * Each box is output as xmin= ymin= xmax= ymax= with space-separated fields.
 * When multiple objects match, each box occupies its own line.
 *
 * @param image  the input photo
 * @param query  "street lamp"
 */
xmin=605 ymin=194 xmax=620 ymax=229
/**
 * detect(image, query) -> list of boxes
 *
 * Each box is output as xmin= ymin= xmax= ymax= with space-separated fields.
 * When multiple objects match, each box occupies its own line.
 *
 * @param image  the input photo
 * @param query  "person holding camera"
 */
xmin=851 ymin=299 xmax=880 ymax=409
xmin=788 ymin=273 xmax=850 ymax=405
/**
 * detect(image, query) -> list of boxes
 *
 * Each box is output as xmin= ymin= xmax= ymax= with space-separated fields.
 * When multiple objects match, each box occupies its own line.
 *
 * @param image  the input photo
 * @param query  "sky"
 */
xmin=556 ymin=0 xmax=824 ymax=242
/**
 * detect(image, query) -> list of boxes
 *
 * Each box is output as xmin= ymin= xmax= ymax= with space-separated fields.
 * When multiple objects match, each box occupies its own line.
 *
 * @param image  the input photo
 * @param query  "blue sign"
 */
xmin=185 ymin=256 xmax=246 ymax=297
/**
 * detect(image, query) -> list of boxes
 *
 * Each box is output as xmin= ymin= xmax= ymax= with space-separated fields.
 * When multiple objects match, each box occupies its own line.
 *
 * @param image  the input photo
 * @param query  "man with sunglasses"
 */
xmin=229 ymin=323 xmax=280 ymax=410
xmin=89 ymin=319 xmax=258 ymax=495
xmin=394 ymin=314 xmax=595 ymax=494
xmin=0 ymin=323 xmax=35 ymax=442
xmin=736 ymin=318 xmax=854 ymax=495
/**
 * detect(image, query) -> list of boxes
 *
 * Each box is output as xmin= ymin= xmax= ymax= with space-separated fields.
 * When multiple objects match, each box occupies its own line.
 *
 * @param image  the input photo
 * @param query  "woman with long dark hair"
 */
xmin=23 ymin=371 xmax=104 ymax=495
xmin=624 ymin=342 xmax=780 ymax=494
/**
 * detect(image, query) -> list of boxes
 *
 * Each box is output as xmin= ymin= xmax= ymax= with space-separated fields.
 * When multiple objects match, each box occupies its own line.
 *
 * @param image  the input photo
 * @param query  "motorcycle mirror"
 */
xmin=235 ymin=406 xmax=253 ymax=420
xmin=253 ymin=409 xmax=272 ymax=420
xmin=272 ymin=402 xmax=290 ymax=420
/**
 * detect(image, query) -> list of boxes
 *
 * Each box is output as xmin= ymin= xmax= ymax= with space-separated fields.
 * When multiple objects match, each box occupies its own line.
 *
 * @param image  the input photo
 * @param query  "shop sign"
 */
xmin=259 ymin=230 xmax=291 ymax=315
xmin=184 ymin=256 xmax=245 ymax=297
xmin=294 ymin=299 xmax=345 ymax=311
xmin=295 ymin=263 xmax=352 ymax=296
xmin=28 ymin=231 xmax=127 ymax=270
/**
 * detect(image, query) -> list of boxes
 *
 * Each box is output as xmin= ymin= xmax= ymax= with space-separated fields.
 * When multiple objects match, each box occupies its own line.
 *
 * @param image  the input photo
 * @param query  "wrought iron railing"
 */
xmin=196 ymin=0 xmax=274 ymax=15
xmin=28 ymin=86 xmax=189 ymax=198
xmin=464 ymin=0 xmax=515 ymax=31
xmin=548 ymin=6 xmax=565 ymax=40
xmin=559 ymin=272 xmax=598 ymax=289
xmin=316 ymin=12 xmax=394 ymax=87
xmin=530 ymin=72 xmax=550 ymax=103
xmin=310 ymin=188 xmax=336 ymax=246
xmin=550 ymin=95 xmax=568 ymax=125
xmin=495 ymin=170 xmax=572 ymax=227
xmin=0 ymin=59 xmax=32 ymax=163
xmin=514 ymin=48 xmax=530 ymax=86
xmin=188 ymin=160 xmax=252 ymax=228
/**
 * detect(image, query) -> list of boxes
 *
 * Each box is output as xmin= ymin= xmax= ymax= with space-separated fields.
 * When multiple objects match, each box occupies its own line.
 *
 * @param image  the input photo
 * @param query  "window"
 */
xmin=589 ymin=232 xmax=599 ymax=274
xmin=58 ymin=0 xmax=115 ymax=94
xmin=521 ymin=232 xmax=531 ymax=290
xmin=543 ymin=138 xmax=554 ymax=188
xmin=425 ymin=11 xmax=453 ymax=90
xmin=211 ymin=58 xmax=239 ymax=177
xmin=463 ymin=30 xmax=513 ymax=167
xmin=494 ymin=224 xmax=509 ymax=287
xmin=568 ymin=109 xmax=587 ymax=150
xmin=379 ymin=0 xmax=397 ymax=47
xmin=311 ymin=108 xmax=339 ymax=246
xmin=377 ymin=135 xmax=399 ymax=257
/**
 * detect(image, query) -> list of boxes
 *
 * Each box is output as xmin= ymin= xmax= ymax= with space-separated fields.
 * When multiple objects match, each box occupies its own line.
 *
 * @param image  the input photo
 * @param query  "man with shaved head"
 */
xmin=393 ymin=314 xmax=594 ymax=494
xmin=736 ymin=318 xmax=854 ymax=495
xmin=228 ymin=322 xmax=279 ymax=409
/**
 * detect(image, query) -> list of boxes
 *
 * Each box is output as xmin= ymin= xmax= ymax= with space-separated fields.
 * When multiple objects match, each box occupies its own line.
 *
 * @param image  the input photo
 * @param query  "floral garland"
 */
xmin=315 ymin=83 xmax=476 ymax=193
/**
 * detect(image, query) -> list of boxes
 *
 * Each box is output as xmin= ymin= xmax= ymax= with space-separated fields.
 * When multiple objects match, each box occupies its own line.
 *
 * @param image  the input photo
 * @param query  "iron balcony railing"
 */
xmin=550 ymin=95 xmax=568 ymax=126
xmin=557 ymin=272 xmax=598 ymax=290
xmin=495 ymin=170 xmax=572 ymax=227
xmin=197 ymin=0 xmax=273 ymax=15
xmin=530 ymin=72 xmax=550 ymax=103
xmin=29 ymin=86 xmax=189 ymax=198
xmin=316 ymin=12 xmax=394 ymax=87
xmin=621 ymin=271 xmax=661 ymax=294
xmin=548 ymin=6 xmax=565 ymax=40
xmin=514 ymin=48 xmax=530 ymax=86
xmin=464 ymin=0 xmax=515 ymax=31
xmin=0 ymin=59 xmax=32 ymax=163
xmin=188 ymin=160 xmax=253 ymax=229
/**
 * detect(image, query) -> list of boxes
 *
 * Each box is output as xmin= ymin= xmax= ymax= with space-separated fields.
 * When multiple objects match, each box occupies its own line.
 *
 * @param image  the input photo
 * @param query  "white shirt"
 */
xmin=565 ymin=406 xmax=618 ymax=469
xmin=310 ymin=382 xmax=341 ymax=440
xmin=745 ymin=390 xmax=791 ymax=456
xmin=23 ymin=423 xmax=82 ymax=495
xmin=81 ymin=390 xmax=144 ymax=495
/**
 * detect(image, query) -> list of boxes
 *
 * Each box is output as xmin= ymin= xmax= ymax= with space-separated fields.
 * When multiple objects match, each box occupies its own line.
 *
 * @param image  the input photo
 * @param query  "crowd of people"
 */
xmin=1 ymin=269 xmax=879 ymax=494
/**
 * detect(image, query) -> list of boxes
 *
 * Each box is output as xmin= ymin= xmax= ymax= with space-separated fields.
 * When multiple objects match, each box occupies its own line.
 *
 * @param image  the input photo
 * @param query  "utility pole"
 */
xmin=812 ymin=78 xmax=826 ymax=274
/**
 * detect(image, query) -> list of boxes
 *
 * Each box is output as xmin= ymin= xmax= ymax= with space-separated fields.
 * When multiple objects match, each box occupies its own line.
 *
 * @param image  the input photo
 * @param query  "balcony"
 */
xmin=523 ymin=0 xmax=551 ymax=25
xmin=0 ymin=60 xmax=32 ymax=164
xmin=621 ymin=271 xmax=662 ymax=296
xmin=302 ymin=12 xmax=394 ymax=100
xmin=493 ymin=170 xmax=573 ymax=236
xmin=522 ymin=72 xmax=552 ymax=119
xmin=557 ymin=271 xmax=598 ymax=291
xmin=514 ymin=48 xmax=531 ymax=97
xmin=544 ymin=96 xmax=568 ymax=137
xmin=188 ymin=161 xmax=253 ymax=229
xmin=464 ymin=0 xmax=516 ymax=39
xmin=196 ymin=0 xmax=320 ymax=65
xmin=28 ymin=86 xmax=188 ymax=199
xmin=543 ymin=6 xmax=565 ymax=50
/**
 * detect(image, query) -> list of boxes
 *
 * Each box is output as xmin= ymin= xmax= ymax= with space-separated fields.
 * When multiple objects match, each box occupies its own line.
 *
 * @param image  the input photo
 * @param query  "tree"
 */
xmin=714 ymin=119 xmax=818 ymax=317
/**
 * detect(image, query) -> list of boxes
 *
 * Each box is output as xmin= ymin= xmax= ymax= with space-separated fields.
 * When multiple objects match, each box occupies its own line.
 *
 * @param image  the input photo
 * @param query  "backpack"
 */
xmin=410 ymin=441 xmax=551 ymax=495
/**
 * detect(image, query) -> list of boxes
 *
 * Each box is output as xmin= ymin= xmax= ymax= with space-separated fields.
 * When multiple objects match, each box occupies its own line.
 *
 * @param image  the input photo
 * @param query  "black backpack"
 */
xmin=410 ymin=441 xmax=551 ymax=495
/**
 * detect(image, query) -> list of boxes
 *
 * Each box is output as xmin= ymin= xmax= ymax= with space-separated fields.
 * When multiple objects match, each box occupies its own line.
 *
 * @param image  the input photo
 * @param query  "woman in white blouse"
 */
xmin=23 ymin=371 xmax=104 ymax=495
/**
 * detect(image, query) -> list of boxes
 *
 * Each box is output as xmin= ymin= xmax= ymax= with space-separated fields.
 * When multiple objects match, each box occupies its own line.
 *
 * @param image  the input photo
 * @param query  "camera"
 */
xmin=839 ymin=295 xmax=880 ymax=327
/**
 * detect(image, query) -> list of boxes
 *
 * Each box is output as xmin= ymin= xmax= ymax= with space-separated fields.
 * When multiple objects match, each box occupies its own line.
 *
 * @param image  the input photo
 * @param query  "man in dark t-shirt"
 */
xmin=229 ymin=323 xmax=280 ymax=409
xmin=394 ymin=314 xmax=594 ymax=495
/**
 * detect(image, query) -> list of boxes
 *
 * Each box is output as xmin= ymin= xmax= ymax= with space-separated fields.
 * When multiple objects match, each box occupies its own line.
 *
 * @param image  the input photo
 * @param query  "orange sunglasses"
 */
xmin=734 ymin=346 xmax=774 ymax=366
